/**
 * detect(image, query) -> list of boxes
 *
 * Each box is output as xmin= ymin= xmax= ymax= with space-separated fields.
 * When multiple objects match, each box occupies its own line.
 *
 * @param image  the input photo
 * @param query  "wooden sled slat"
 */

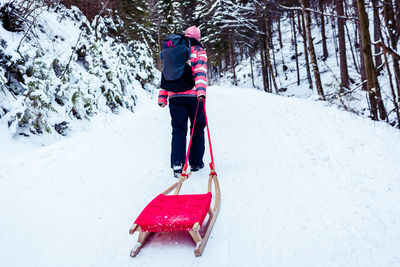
xmin=194 ymin=172 xmax=220 ymax=256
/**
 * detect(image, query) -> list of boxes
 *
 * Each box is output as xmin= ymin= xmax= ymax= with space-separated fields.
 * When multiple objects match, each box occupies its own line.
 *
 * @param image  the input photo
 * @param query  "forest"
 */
xmin=2 ymin=1 xmax=400 ymax=265
xmin=61 ymin=0 xmax=400 ymax=127
xmin=1 ymin=0 xmax=400 ymax=133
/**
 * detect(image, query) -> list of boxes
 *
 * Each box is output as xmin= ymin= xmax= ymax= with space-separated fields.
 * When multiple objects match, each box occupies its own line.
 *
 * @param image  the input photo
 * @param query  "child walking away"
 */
xmin=158 ymin=25 xmax=208 ymax=178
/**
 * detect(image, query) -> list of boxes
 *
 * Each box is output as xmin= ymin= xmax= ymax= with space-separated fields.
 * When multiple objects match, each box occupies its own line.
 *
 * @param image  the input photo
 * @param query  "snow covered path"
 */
xmin=1 ymin=86 xmax=400 ymax=267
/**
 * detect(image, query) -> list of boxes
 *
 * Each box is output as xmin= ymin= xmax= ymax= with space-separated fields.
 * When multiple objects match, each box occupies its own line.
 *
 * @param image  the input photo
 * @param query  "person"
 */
xmin=158 ymin=25 xmax=208 ymax=177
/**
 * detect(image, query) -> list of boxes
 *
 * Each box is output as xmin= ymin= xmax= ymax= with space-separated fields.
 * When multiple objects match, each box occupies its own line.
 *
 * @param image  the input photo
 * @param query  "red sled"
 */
xmin=129 ymin=100 xmax=220 ymax=257
xmin=129 ymin=165 xmax=221 ymax=257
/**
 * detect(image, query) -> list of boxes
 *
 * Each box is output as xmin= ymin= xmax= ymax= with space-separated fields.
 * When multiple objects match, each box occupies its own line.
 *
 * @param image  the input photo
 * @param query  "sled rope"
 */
xmin=183 ymin=99 xmax=200 ymax=173
xmin=183 ymin=99 xmax=216 ymax=175
xmin=203 ymin=100 xmax=215 ymax=170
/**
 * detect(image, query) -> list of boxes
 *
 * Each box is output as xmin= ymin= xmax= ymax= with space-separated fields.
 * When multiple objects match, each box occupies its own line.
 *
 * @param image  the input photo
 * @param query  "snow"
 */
xmin=1 ymin=85 xmax=400 ymax=266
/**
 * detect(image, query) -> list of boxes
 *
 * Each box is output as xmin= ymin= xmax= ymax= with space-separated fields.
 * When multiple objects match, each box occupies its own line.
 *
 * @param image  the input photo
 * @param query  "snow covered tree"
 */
xmin=182 ymin=0 xmax=197 ymax=28
xmin=194 ymin=0 xmax=227 ymax=77
xmin=114 ymin=0 xmax=152 ymax=42
xmin=158 ymin=0 xmax=184 ymax=37
xmin=195 ymin=0 xmax=259 ymax=81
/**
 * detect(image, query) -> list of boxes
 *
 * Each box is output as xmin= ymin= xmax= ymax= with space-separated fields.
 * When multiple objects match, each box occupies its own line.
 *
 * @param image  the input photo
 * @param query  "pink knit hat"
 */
xmin=185 ymin=26 xmax=201 ymax=41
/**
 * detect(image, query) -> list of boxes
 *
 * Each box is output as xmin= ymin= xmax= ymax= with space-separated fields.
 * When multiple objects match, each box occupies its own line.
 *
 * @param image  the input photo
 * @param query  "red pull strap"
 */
xmin=203 ymin=100 xmax=215 ymax=169
xmin=183 ymin=99 xmax=216 ymax=176
xmin=183 ymin=100 xmax=200 ymax=173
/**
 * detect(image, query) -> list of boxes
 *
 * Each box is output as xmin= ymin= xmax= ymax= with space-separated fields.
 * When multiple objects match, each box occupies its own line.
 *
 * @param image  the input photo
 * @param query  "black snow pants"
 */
xmin=169 ymin=97 xmax=206 ymax=169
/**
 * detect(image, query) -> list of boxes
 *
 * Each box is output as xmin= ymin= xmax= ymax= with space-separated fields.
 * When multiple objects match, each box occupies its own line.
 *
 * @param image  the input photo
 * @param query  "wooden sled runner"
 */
xmin=129 ymin=165 xmax=220 ymax=257
xmin=129 ymin=100 xmax=220 ymax=257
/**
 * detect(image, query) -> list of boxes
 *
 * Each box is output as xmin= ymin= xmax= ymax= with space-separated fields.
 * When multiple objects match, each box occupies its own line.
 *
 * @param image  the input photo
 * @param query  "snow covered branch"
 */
xmin=279 ymin=4 xmax=359 ymax=22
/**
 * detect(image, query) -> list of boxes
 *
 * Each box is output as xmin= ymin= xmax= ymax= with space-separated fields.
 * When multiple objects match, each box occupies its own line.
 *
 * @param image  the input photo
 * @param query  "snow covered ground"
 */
xmin=1 ymin=85 xmax=400 ymax=267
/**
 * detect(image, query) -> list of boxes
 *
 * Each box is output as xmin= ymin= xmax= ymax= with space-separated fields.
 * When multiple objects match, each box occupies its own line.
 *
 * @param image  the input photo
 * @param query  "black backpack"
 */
xmin=160 ymin=34 xmax=195 ymax=92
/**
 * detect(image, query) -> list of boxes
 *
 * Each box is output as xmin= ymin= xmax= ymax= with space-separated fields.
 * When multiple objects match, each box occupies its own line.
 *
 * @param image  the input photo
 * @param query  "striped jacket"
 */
xmin=158 ymin=44 xmax=207 ymax=105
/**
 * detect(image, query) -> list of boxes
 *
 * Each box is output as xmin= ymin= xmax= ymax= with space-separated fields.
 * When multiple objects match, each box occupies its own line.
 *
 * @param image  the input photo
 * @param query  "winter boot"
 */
xmin=172 ymin=162 xmax=183 ymax=178
xmin=190 ymin=163 xmax=204 ymax=172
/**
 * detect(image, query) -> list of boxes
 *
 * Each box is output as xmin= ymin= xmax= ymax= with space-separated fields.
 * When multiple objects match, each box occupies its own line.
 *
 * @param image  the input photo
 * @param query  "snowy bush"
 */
xmin=0 ymin=1 xmax=158 ymax=136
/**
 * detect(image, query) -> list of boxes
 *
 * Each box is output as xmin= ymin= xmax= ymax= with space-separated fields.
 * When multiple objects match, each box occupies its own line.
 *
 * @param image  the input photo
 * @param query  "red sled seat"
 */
xmin=134 ymin=192 xmax=212 ymax=232
xmin=130 ymin=167 xmax=220 ymax=257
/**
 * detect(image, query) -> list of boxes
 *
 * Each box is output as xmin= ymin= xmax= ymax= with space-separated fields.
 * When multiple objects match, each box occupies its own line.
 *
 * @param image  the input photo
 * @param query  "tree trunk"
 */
xmin=278 ymin=17 xmax=283 ymax=49
xmin=277 ymin=17 xmax=288 ymax=80
xmin=354 ymin=0 xmax=368 ymax=91
xmin=372 ymin=0 xmax=383 ymax=75
xmin=299 ymin=10 xmax=313 ymax=89
xmin=358 ymin=0 xmax=387 ymax=120
xmin=250 ymin=50 xmax=255 ymax=88
xmin=224 ymin=46 xmax=230 ymax=73
xmin=265 ymin=18 xmax=279 ymax=94
xmin=292 ymin=10 xmax=300 ymax=85
xmin=331 ymin=16 xmax=339 ymax=67
xmin=263 ymin=37 xmax=271 ymax=92
xmin=319 ymin=0 xmax=329 ymax=60
xmin=270 ymin=26 xmax=278 ymax=76
xmin=263 ymin=32 xmax=271 ymax=92
xmin=344 ymin=0 xmax=360 ymax=73
xmin=302 ymin=0 xmax=325 ymax=100
xmin=229 ymin=35 xmax=237 ymax=86
xmin=259 ymin=35 xmax=268 ymax=92
xmin=395 ymin=0 xmax=400 ymax=40
xmin=337 ymin=0 xmax=350 ymax=89
xmin=345 ymin=23 xmax=359 ymax=73
xmin=218 ymin=60 xmax=222 ymax=78
xmin=383 ymin=0 xmax=400 ymax=101
xmin=383 ymin=45 xmax=400 ymax=127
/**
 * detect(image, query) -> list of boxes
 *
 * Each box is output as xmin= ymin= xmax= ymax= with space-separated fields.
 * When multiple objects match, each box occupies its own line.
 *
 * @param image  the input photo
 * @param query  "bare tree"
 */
xmin=357 ymin=0 xmax=387 ymax=120
xmin=319 ymin=0 xmax=329 ymax=60
xmin=299 ymin=9 xmax=313 ymax=89
xmin=336 ymin=0 xmax=350 ymax=89
xmin=383 ymin=0 xmax=400 ymax=101
xmin=291 ymin=10 xmax=300 ymax=85
xmin=372 ymin=0 xmax=383 ymax=75
xmin=302 ymin=0 xmax=325 ymax=99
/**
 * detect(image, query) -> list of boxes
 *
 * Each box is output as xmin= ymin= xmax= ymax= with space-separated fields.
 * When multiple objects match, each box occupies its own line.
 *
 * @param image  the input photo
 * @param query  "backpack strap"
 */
xmin=177 ymin=34 xmax=191 ymax=61
xmin=186 ymin=37 xmax=191 ymax=61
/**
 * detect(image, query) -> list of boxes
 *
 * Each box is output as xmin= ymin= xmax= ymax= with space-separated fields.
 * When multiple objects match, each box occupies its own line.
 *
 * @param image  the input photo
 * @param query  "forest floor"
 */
xmin=1 ymin=85 xmax=400 ymax=267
